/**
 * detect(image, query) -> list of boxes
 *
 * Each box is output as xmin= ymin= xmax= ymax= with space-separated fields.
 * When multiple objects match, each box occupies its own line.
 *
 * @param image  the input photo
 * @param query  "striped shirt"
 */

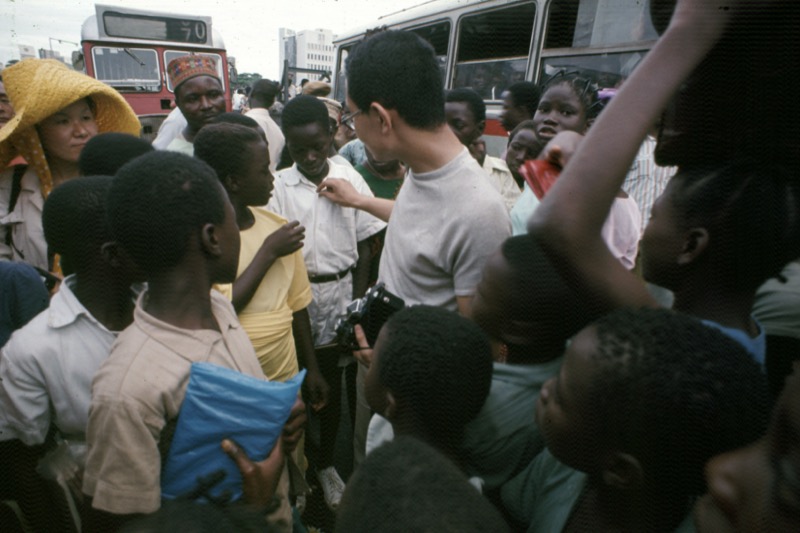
xmin=622 ymin=136 xmax=678 ymax=233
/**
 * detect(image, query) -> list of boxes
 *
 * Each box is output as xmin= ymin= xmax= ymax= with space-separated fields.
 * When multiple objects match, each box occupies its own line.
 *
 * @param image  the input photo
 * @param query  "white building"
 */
xmin=279 ymin=27 xmax=335 ymax=82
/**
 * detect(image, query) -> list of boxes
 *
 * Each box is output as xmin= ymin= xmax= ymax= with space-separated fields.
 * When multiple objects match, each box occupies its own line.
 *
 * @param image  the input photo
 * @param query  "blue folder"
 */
xmin=161 ymin=363 xmax=305 ymax=501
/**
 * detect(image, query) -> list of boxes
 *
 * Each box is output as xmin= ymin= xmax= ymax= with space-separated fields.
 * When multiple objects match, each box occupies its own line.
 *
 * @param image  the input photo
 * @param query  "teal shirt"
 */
xmin=502 ymin=449 xmax=696 ymax=533
xmin=462 ymin=359 xmax=562 ymax=490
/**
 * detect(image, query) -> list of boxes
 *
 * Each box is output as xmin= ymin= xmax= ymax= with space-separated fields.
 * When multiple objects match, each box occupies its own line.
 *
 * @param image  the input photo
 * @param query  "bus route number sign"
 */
xmin=103 ymin=12 xmax=208 ymax=44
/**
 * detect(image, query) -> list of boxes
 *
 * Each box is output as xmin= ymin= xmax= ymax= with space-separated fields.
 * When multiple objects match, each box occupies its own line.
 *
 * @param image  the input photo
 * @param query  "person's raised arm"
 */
xmin=230 ymin=221 xmax=305 ymax=313
xmin=528 ymin=0 xmax=741 ymax=311
xmin=316 ymin=178 xmax=394 ymax=222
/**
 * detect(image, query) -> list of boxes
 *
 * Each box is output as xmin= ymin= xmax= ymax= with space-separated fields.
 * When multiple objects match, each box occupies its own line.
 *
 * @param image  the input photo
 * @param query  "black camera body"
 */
xmin=335 ymin=282 xmax=405 ymax=350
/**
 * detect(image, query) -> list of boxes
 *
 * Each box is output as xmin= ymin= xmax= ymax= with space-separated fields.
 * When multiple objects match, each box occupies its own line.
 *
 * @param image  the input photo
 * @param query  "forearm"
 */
xmin=353 ymin=240 xmax=371 ymax=299
xmin=353 ymin=196 xmax=393 ymax=223
xmin=230 ymin=247 xmax=278 ymax=313
xmin=292 ymin=308 xmax=319 ymax=374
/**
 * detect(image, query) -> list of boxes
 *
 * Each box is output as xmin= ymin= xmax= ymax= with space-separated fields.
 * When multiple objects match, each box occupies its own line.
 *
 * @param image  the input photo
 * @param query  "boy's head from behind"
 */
xmin=471 ymin=236 xmax=599 ymax=362
xmin=537 ymin=307 xmax=769 ymax=503
xmin=346 ymin=30 xmax=445 ymax=132
xmin=43 ymin=175 xmax=113 ymax=277
xmin=78 ymin=133 xmax=154 ymax=177
xmin=195 ymin=122 xmax=273 ymax=207
xmin=108 ymin=151 xmax=239 ymax=283
xmin=280 ymin=95 xmax=332 ymax=182
xmin=641 ymin=158 xmax=800 ymax=293
xmin=337 ymin=436 xmax=508 ymax=533
xmin=364 ymin=306 xmax=493 ymax=462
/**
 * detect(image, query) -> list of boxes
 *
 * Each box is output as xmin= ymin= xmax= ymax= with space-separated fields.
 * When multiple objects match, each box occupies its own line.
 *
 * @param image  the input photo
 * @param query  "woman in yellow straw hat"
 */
xmin=0 ymin=59 xmax=140 ymax=272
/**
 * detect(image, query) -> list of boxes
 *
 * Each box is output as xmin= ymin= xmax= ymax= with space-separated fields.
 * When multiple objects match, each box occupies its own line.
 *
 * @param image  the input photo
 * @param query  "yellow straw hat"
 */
xmin=0 ymin=59 xmax=141 ymax=197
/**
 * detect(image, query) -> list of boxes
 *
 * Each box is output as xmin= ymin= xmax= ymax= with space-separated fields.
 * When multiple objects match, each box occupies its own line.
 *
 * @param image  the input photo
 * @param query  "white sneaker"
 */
xmin=317 ymin=466 xmax=345 ymax=510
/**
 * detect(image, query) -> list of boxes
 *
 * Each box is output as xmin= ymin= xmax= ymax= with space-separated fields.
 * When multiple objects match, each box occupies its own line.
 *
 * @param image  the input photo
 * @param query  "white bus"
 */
xmin=333 ymin=0 xmax=659 ymax=154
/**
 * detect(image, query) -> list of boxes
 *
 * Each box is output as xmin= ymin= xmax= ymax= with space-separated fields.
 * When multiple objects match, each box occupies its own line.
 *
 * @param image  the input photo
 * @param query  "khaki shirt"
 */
xmin=82 ymin=289 xmax=265 ymax=514
xmin=0 ymin=166 xmax=48 ymax=270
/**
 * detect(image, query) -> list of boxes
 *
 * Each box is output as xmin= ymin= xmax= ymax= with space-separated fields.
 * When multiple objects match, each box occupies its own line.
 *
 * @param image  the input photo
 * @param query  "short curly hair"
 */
xmin=590 ymin=307 xmax=769 ymax=500
xmin=378 ymin=306 xmax=493 ymax=462
xmin=108 ymin=151 xmax=226 ymax=276
xmin=280 ymin=94 xmax=330 ymax=135
xmin=194 ymin=122 xmax=264 ymax=183
xmin=43 ymin=175 xmax=113 ymax=275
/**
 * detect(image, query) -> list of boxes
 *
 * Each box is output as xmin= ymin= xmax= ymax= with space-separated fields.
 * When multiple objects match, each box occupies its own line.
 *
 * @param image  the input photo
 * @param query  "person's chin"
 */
xmin=692 ymin=494 xmax=736 ymax=533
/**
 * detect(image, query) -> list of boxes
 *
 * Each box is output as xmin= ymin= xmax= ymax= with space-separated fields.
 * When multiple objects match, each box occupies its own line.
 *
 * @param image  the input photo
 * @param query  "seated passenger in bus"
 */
xmin=163 ymin=55 xmax=226 ymax=155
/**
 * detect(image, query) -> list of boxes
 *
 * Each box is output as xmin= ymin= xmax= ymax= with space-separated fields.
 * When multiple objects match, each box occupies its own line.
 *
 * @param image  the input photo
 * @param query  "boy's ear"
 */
xmin=370 ymin=102 xmax=394 ymax=134
xmin=677 ymin=227 xmax=709 ymax=265
xmin=200 ymin=222 xmax=223 ymax=258
xmin=601 ymin=452 xmax=644 ymax=491
xmin=223 ymin=174 xmax=238 ymax=194
xmin=100 ymin=241 xmax=122 ymax=268
xmin=383 ymin=390 xmax=398 ymax=422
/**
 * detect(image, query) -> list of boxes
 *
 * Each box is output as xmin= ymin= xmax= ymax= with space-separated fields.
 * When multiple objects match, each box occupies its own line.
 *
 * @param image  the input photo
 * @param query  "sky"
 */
xmin=0 ymin=0 xmax=429 ymax=79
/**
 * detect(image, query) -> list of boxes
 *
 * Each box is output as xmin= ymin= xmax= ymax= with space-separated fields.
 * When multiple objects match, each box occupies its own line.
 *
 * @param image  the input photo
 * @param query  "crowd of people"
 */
xmin=0 ymin=0 xmax=799 ymax=532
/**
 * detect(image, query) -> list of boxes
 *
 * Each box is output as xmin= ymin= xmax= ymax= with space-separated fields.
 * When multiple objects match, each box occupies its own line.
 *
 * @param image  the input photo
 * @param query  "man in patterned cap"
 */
xmin=164 ymin=55 xmax=225 ymax=154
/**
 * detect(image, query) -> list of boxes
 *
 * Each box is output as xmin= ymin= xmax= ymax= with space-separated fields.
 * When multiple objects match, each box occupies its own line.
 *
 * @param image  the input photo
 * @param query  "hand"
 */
xmin=539 ymin=131 xmax=584 ymax=169
xmin=281 ymin=396 xmax=306 ymax=454
xmin=222 ymin=437 xmax=284 ymax=508
xmin=316 ymin=178 xmax=363 ymax=208
xmin=352 ymin=324 xmax=374 ymax=368
xmin=303 ymin=369 xmax=330 ymax=411
xmin=263 ymin=221 xmax=304 ymax=259
xmin=667 ymin=0 xmax=742 ymax=37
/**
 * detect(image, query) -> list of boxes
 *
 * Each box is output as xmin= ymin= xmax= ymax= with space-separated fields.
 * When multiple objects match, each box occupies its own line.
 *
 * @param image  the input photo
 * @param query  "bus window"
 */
xmin=334 ymin=45 xmax=351 ymax=102
xmin=410 ymin=21 xmax=451 ymax=81
xmin=91 ymin=47 xmax=160 ymax=92
xmin=164 ymin=51 xmax=226 ymax=92
xmin=453 ymin=2 xmax=536 ymax=100
xmin=540 ymin=0 xmax=658 ymax=88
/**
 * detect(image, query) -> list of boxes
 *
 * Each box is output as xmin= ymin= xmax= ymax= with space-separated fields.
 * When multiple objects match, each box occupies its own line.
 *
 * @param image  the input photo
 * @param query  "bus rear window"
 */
xmin=545 ymin=0 xmax=658 ymax=49
xmin=91 ymin=47 xmax=160 ymax=92
xmin=541 ymin=0 xmax=658 ymax=89
xmin=453 ymin=2 xmax=536 ymax=100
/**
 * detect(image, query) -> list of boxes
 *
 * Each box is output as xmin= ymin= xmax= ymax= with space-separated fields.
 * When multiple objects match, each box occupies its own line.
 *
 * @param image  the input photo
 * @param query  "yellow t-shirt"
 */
xmin=216 ymin=207 xmax=312 ymax=381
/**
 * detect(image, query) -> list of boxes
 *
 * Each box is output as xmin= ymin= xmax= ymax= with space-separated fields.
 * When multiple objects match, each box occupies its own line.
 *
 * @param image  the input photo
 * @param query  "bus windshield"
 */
xmin=91 ymin=47 xmax=160 ymax=92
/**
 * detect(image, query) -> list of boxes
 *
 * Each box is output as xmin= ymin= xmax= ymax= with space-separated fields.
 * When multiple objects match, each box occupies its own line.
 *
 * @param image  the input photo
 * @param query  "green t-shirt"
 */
xmin=355 ymin=163 xmax=403 ymax=200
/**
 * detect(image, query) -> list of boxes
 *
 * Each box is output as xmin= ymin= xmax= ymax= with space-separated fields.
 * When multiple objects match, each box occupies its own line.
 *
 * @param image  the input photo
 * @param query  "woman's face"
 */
xmin=37 ymin=99 xmax=98 ymax=165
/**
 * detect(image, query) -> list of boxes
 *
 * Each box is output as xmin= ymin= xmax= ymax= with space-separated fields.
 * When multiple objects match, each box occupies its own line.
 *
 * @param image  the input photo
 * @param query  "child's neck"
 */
xmin=232 ymin=201 xmax=255 ymax=231
xmin=566 ymin=481 xmax=689 ymax=533
xmin=145 ymin=265 xmax=220 ymax=332
xmin=673 ymin=281 xmax=758 ymax=336
xmin=72 ymin=269 xmax=135 ymax=333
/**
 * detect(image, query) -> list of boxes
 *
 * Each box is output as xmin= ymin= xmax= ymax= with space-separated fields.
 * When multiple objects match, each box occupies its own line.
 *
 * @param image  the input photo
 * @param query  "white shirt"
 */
xmin=482 ymin=156 xmax=521 ymax=213
xmin=267 ymin=160 xmax=386 ymax=277
xmin=245 ymin=107 xmax=286 ymax=173
xmin=0 ymin=276 xmax=123 ymax=444
xmin=152 ymin=107 xmax=188 ymax=151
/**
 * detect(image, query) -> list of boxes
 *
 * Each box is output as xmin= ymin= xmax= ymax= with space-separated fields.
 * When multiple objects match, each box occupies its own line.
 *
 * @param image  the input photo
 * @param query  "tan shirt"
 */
xmin=0 ymin=166 xmax=48 ymax=270
xmin=82 ymin=289 xmax=265 ymax=514
xmin=482 ymin=156 xmax=521 ymax=213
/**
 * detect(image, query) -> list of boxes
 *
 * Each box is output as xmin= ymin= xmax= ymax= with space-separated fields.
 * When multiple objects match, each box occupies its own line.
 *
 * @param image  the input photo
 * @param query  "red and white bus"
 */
xmin=78 ymin=4 xmax=234 ymax=141
xmin=333 ymin=0 xmax=658 ymax=156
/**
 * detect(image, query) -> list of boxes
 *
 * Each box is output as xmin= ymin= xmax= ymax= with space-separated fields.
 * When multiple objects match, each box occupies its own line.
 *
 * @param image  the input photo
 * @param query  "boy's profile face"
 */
xmin=286 ymin=121 xmax=331 ymax=183
xmin=536 ymin=325 xmax=602 ymax=472
xmin=640 ymin=178 xmax=686 ymax=290
xmin=238 ymin=139 xmax=274 ymax=206
xmin=694 ymin=365 xmax=800 ymax=533
xmin=445 ymin=101 xmax=483 ymax=147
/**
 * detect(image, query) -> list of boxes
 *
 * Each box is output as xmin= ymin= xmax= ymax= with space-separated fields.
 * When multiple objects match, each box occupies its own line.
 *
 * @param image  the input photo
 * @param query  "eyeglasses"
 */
xmin=340 ymin=109 xmax=362 ymax=129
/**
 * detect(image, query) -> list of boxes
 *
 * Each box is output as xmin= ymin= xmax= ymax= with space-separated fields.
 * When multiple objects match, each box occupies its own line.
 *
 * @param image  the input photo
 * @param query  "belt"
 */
xmin=308 ymin=266 xmax=353 ymax=284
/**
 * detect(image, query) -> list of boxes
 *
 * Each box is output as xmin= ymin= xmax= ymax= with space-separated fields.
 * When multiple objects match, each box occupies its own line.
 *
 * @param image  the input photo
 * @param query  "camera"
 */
xmin=335 ymin=282 xmax=405 ymax=350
